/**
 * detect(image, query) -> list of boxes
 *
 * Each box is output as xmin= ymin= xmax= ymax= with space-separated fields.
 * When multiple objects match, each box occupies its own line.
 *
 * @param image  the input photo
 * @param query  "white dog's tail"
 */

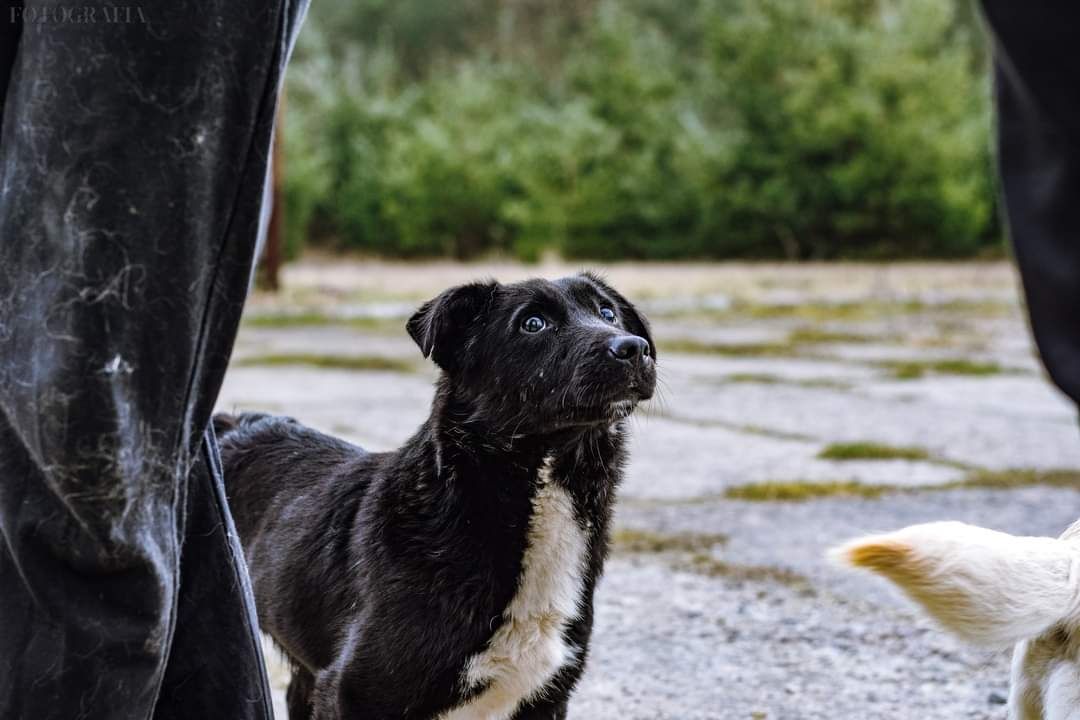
xmin=832 ymin=521 xmax=1080 ymax=648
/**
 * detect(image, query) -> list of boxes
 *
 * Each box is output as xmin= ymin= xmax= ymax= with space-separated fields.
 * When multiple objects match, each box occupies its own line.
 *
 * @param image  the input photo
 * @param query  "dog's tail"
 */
xmin=831 ymin=521 xmax=1080 ymax=648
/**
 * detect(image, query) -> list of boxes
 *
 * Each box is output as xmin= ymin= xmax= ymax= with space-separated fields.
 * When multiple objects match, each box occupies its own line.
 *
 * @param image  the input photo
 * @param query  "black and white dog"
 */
xmin=215 ymin=273 xmax=656 ymax=719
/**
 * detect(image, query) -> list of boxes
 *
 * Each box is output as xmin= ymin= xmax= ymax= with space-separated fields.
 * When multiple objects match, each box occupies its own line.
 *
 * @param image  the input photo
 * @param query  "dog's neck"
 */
xmin=399 ymin=382 xmax=625 ymax=526
xmin=424 ymin=384 xmax=623 ymax=485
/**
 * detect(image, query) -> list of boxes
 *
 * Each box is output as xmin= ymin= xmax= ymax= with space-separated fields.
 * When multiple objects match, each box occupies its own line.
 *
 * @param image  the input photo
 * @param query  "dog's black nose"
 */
xmin=608 ymin=335 xmax=651 ymax=363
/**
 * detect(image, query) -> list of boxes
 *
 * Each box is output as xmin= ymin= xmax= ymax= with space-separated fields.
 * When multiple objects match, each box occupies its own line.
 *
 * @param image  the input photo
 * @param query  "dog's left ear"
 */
xmin=407 ymin=281 xmax=497 ymax=371
xmin=581 ymin=272 xmax=656 ymax=361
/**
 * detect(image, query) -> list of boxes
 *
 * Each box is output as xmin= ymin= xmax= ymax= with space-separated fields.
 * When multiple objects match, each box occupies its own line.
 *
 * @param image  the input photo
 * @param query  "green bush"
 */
xmin=694 ymin=0 xmax=995 ymax=259
xmin=281 ymin=0 xmax=996 ymax=260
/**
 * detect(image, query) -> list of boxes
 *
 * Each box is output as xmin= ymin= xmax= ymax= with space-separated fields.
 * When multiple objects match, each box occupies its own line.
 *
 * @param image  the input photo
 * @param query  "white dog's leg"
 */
xmin=1043 ymin=660 xmax=1080 ymax=720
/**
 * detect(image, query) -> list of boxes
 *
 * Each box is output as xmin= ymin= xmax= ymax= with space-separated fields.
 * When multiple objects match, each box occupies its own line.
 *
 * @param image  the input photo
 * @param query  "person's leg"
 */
xmin=0 ymin=2 xmax=306 ymax=718
xmin=980 ymin=3 xmax=1080 ymax=406
xmin=0 ymin=2 xmax=19 ymax=121
xmin=153 ymin=427 xmax=273 ymax=720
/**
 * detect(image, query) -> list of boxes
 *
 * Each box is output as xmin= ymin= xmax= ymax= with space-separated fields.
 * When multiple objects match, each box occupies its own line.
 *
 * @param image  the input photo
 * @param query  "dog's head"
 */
xmin=407 ymin=273 xmax=656 ymax=436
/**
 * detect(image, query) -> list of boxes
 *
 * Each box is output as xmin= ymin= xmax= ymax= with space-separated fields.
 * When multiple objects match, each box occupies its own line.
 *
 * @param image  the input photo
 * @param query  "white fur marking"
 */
xmin=440 ymin=460 xmax=588 ymax=720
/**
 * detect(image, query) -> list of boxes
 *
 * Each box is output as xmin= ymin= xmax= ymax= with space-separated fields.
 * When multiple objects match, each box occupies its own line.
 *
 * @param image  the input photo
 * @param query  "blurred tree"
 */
xmin=281 ymin=0 xmax=997 ymax=261
xmin=258 ymin=103 xmax=285 ymax=291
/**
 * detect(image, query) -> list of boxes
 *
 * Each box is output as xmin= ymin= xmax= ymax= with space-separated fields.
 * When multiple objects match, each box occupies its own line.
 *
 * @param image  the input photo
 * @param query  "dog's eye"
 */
xmin=599 ymin=307 xmax=617 ymax=323
xmin=521 ymin=316 xmax=546 ymax=333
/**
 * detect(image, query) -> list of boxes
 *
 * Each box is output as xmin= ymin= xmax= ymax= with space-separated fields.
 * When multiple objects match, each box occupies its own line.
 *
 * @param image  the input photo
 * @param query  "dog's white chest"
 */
xmin=441 ymin=467 xmax=588 ymax=720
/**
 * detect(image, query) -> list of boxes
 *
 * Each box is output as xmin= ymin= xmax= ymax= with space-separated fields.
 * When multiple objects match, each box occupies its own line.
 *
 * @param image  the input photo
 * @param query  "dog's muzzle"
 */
xmin=605 ymin=334 xmax=656 ymax=401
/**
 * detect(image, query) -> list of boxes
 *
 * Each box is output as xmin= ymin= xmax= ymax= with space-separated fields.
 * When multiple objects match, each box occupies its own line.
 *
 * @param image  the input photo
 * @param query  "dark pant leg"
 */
xmin=0 ymin=2 xmax=307 ymax=718
xmin=980 ymin=3 xmax=1080 ymax=406
xmin=153 ymin=427 xmax=272 ymax=720
xmin=0 ymin=3 xmax=19 ymax=117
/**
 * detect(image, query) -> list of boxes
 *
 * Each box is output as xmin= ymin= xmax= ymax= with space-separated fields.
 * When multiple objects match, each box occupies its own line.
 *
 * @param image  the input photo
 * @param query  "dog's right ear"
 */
xmin=407 ymin=281 xmax=497 ymax=371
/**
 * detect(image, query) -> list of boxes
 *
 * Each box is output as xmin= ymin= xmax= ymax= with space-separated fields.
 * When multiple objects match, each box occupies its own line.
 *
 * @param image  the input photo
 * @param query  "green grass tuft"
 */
xmin=880 ymin=358 xmax=1004 ymax=380
xmin=724 ymin=481 xmax=889 ymax=502
xmin=736 ymin=299 xmax=1012 ymax=323
xmin=662 ymin=339 xmax=797 ymax=357
xmin=949 ymin=469 xmax=1080 ymax=491
xmin=931 ymin=359 xmax=1004 ymax=375
xmin=235 ymin=353 xmax=417 ymax=373
xmin=720 ymin=373 xmax=852 ymax=390
xmin=787 ymin=328 xmax=874 ymax=345
xmin=818 ymin=442 xmax=930 ymax=462
xmin=659 ymin=412 xmax=818 ymax=441
xmin=724 ymin=469 xmax=1080 ymax=503
xmin=243 ymin=311 xmax=338 ymax=327
xmin=610 ymin=528 xmax=728 ymax=554
xmin=611 ymin=528 xmax=808 ymax=588
xmin=677 ymin=553 xmax=811 ymax=588
xmin=243 ymin=313 xmax=401 ymax=332
xmin=725 ymin=373 xmax=784 ymax=384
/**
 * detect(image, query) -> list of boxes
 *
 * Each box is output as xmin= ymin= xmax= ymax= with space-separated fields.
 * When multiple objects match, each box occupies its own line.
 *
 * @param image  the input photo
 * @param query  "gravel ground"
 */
xmin=218 ymin=260 xmax=1080 ymax=720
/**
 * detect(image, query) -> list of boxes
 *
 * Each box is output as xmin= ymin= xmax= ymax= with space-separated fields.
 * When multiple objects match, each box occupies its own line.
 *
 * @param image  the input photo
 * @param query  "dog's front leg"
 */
xmin=308 ymin=667 xmax=343 ymax=720
xmin=286 ymin=667 xmax=316 ymax=720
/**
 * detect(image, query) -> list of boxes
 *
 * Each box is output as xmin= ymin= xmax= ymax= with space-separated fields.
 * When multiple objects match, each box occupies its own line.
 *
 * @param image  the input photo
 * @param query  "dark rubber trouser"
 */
xmin=0 ymin=2 xmax=307 ymax=718
xmin=980 ymin=3 xmax=1080 ymax=408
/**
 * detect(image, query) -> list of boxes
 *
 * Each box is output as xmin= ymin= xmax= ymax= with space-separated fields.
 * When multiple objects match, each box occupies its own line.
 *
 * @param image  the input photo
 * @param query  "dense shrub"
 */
xmin=282 ymin=0 xmax=996 ymax=260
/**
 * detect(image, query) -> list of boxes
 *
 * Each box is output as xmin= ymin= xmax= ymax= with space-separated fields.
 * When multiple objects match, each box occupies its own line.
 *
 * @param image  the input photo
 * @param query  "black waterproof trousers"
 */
xmin=981 ymin=3 xmax=1080 ymax=407
xmin=0 ymin=2 xmax=307 ymax=719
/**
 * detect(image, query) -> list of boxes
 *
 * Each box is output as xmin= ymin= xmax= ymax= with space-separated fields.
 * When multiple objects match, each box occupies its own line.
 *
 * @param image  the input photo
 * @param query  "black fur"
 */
xmin=217 ymin=273 xmax=656 ymax=719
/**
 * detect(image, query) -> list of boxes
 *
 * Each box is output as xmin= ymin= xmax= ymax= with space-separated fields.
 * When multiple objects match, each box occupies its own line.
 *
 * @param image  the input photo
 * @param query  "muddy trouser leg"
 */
xmin=0 ymin=2 xmax=307 ymax=718
xmin=979 ymin=3 xmax=1080 ymax=408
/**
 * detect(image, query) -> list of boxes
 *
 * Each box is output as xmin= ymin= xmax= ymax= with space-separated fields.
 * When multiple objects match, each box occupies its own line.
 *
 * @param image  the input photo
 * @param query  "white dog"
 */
xmin=834 ymin=520 xmax=1080 ymax=720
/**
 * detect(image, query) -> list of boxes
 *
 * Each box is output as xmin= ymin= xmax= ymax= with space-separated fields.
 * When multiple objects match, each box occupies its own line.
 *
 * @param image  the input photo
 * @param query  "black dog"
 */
xmin=215 ymin=273 xmax=656 ymax=720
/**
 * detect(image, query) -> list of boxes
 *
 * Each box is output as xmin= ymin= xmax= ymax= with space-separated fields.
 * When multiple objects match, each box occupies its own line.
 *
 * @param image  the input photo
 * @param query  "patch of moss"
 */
xmin=739 ymin=424 xmax=818 ymax=441
xmin=788 ymin=328 xmax=874 ymax=345
xmin=801 ymin=378 xmax=854 ymax=390
xmin=721 ymin=373 xmax=852 ymax=390
xmin=665 ymin=330 xmax=968 ymax=359
xmin=949 ymin=469 xmax=1080 ymax=491
xmin=243 ymin=312 xmax=400 ymax=332
xmin=611 ymin=528 xmax=809 ymax=589
xmin=886 ymin=362 xmax=927 ymax=380
xmin=736 ymin=299 xmax=1012 ymax=322
xmin=933 ymin=359 xmax=1005 ymax=375
xmin=611 ymin=528 xmax=728 ymax=554
xmin=235 ymin=353 xmax=417 ymax=373
xmin=880 ymin=358 xmax=1004 ymax=380
xmin=724 ymin=469 xmax=1080 ymax=503
xmin=657 ymin=297 xmax=1014 ymax=324
xmin=660 ymin=413 xmax=817 ymax=442
xmin=243 ymin=311 xmax=336 ymax=327
xmin=818 ymin=442 xmax=930 ymax=462
xmin=737 ymin=301 xmax=887 ymax=321
xmin=725 ymin=373 xmax=784 ymax=384
xmin=934 ymin=299 xmax=1015 ymax=316
xmin=678 ymin=553 xmax=811 ymax=589
xmin=724 ymin=481 xmax=889 ymax=502
xmin=663 ymin=339 xmax=798 ymax=357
